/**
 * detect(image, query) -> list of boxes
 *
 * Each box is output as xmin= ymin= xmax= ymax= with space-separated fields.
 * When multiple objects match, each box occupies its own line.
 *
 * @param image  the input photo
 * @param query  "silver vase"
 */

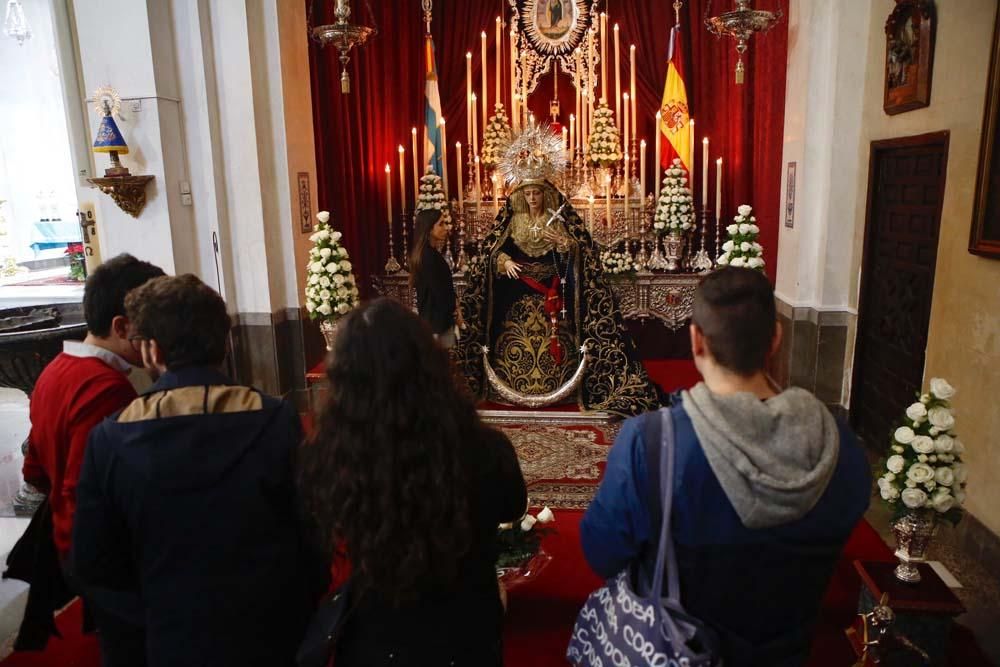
xmin=891 ymin=510 xmax=937 ymax=583
xmin=319 ymin=318 xmax=339 ymax=352
xmin=663 ymin=233 xmax=685 ymax=272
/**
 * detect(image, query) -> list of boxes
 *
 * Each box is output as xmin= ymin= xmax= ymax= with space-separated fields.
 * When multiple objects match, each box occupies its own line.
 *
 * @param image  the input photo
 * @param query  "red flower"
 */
xmin=65 ymin=242 xmax=84 ymax=255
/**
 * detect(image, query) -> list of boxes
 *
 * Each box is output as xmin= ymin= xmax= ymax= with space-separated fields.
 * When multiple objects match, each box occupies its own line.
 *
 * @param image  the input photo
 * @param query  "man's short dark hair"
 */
xmin=83 ymin=254 xmax=165 ymax=336
xmin=692 ymin=267 xmax=777 ymax=376
xmin=125 ymin=274 xmax=231 ymax=370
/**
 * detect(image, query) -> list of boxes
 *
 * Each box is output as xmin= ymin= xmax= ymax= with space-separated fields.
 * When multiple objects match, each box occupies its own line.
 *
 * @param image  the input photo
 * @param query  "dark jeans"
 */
xmin=61 ymin=561 xmax=146 ymax=667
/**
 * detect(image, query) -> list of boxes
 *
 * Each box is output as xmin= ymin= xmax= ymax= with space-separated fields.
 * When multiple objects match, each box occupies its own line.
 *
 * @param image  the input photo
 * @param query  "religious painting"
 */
xmin=883 ymin=0 xmax=936 ymax=115
xmin=297 ymin=172 xmax=312 ymax=234
xmin=970 ymin=4 xmax=1000 ymax=258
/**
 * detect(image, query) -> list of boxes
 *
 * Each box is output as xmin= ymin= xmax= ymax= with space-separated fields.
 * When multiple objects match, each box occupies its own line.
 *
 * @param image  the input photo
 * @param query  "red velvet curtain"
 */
xmin=309 ymin=0 xmax=788 ymax=291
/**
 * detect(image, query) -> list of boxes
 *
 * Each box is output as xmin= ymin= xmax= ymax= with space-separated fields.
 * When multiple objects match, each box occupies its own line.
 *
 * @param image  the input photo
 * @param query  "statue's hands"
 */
xmin=504 ymin=260 xmax=522 ymax=278
xmin=543 ymin=227 xmax=572 ymax=251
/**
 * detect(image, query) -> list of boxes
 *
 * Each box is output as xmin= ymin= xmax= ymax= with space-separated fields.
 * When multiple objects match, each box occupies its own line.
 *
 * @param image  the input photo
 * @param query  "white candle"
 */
xmin=456 ymin=142 xmax=463 ymax=211
xmin=411 ymin=128 xmax=418 ymax=203
xmin=614 ymin=24 xmax=621 ymax=131
xmin=562 ymin=126 xmax=569 ymax=158
xmin=689 ymin=117 xmax=695 ymax=173
xmin=475 ymin=155 xmax=482 ymax=203
xmin=529 ymin=112 xmax=535 ymax=127
xmin=630 ymin=45 xmax=637 ymax=139
xmin=481 ymin=31 xmax=488 ymax=133
xmin=466 ymin=53 xmax=473 ymax=143
xmin=439 ymin=118 xmax=448 ymax=199
xmin=623 ymin=93 xmax=630 ymax=159
xmin=495 ymin=17 xmax=501 ymax=112
xmin=569 ymin=114 xmax=576 ymax=159
xmin=640 ymin=139 xmax=647 ymax=202
xmin=398 ymin=145 xmax=405 ymax=213
xmin=600 ymin=13 xmax=608 ymax=104
xmin=521 ymin=48 xmax=528 ymax=127
xmin=471 ymin=94 xmax=479 ymax=157
xmin=702 ymin=136 xmax=709 ymax=208
xmin=385 ymin=164 xmax=392 ymax=225
xmin=716 ymin=158 xmax=723 ymax=216
xmin=654 ymin=112 xmax=661 ymax=202
xmin=624 ymin=152 xmax=630 ymax=217
xmin=605 ymin=174 xmax=612 ymax=228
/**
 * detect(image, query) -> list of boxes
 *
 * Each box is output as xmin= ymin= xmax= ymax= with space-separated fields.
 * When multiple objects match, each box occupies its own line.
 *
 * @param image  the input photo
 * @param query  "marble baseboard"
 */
xmin=770 ymin=300 xmax=855 ymax=409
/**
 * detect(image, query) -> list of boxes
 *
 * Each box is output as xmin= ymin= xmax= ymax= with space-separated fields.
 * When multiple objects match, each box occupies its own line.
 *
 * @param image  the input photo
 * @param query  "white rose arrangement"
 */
xmin=652 ymin=158 xmax=695 ymax=237
xmin=415 ymin=170 xmax=450 ymax=215
xmin=878 ymin=377 xmax=966 ymax=523
xmin=481 ymin=103 xmax=513 ymax=167
xmin=716 ymin=204 xmax=765 ymax=271
xmin=600 ymin=248 xmax=641 ymax=276
xmin=586 ymin=103 xmax=622 ymax=167
xmin=304 ymin=211 xmax=360 ymax=321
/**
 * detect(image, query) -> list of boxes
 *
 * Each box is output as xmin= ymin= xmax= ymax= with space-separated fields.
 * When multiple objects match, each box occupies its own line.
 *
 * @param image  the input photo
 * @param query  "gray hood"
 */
xmin=681 ymin=382 xmax=840 ymax=529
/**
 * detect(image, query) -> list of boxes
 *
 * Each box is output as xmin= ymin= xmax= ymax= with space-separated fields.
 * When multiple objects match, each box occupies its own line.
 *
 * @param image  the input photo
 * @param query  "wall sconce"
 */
xmin=86 ymin=88 xmax=154 ymax=218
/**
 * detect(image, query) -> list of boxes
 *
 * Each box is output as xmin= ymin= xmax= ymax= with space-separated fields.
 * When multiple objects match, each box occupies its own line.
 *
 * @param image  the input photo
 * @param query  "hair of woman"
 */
xmin=297 ymin=297 xmax=481 ymax=603
xmin=408 ymin=208 xmax=442 ymax=290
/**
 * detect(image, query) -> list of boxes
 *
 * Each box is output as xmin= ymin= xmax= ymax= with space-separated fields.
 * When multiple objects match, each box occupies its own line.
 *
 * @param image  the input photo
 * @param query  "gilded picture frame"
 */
xmin=510 ymin=0 xmax=598 ymax=96
xmin=883 ymin=0 xmax=936 ymax=115
xmin=970 ymin=3 xmax=1000 ymax=258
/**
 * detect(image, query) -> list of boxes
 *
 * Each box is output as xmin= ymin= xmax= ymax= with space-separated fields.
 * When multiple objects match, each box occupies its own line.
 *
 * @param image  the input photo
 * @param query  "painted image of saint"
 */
xmin=536 ymin=0 xmax=575 ymax=41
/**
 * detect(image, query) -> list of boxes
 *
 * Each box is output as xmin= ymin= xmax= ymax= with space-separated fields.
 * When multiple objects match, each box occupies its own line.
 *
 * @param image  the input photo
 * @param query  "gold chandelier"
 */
xmin=312 ymin=0 xmax=375 ymax=94
xmin=705 ymin=0 xmax=783 ymax=84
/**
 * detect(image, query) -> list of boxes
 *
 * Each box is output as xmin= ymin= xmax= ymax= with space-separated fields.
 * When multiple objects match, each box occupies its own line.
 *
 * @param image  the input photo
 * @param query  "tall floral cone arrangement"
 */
xmin=586 ymin=103 xmax=622 ymax=168
xmin=481 ymin=103 xmax=513 ymax=168
xmin=652 ymin=158 xmax=695 ymax=237
xmin=416 ymin=170 xmax=450 ymax=218
xmin=304 ymin=211 xmax=360 ymax=321
xmin=717 ymin=204 xmax=765 ymax=271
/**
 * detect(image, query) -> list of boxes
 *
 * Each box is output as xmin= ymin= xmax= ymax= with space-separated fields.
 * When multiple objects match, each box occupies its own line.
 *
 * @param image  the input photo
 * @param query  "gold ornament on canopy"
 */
xmin=311 ymin=0 xmax=376 ymax=94
xmin=705 ymin=0 xmax=783 ymax=84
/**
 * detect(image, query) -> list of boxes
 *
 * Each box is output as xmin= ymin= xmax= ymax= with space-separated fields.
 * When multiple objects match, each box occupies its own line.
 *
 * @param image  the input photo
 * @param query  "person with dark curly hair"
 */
xmin=71 ymin=274 xmax=326 ymax=667
xmin=298 ymin=297 xmax=527 ymax=666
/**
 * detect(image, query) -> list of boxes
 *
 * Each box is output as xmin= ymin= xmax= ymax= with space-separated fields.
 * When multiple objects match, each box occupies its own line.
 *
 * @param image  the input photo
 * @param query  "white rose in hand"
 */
xmin=894 ymin=426 xmax=916 ymax=444
xmin=901 ymin=488 xmax=928 ymax=509
xmin=906 ymin=462 xmax=935 ymax=484
xmin=929 ymin=378 xmax=956 ymax=400
xmin=927 ymin=407 xmax=955 ymax=430
xmin=886 ymin=455 xmax=906 ymax=474
xmin=906 ymin=402 xmax=927 ymax=422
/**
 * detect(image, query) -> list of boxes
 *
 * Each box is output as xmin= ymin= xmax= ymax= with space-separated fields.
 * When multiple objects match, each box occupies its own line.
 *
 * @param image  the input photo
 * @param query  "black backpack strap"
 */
xmin=642 ymin=408 xmax=664 ymax=542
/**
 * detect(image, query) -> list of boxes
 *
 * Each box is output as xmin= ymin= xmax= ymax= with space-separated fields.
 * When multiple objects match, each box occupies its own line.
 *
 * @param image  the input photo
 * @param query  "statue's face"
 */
xmin=523 ymin=186 xmax=544 ymax=212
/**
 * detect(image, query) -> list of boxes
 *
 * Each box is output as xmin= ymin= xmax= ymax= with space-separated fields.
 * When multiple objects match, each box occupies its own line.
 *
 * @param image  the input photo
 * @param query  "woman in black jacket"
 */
xmin=410 ymin=208 xmax=460 ymax=347
xmin=298 ymin=298 xmax=527 ymax=666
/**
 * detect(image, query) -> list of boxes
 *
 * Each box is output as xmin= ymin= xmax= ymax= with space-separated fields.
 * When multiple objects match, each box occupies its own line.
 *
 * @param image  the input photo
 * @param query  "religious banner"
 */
xmin=423 ymin=34 xmax=444 ymax=175
xmin=509 ymin=0 xmax=599 ymax=96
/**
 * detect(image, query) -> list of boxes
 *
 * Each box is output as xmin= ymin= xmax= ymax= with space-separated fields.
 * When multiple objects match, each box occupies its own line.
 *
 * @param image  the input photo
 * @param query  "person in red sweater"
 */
xmin=23 ymin=252 xmax=164 ymax=666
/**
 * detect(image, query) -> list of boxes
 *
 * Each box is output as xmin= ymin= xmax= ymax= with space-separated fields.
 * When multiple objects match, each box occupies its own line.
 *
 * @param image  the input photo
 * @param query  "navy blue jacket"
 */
xmin=72 ymin=367 xmax=325 ymax=667
xmin=581 ymin=398 xmax=871 ymax=666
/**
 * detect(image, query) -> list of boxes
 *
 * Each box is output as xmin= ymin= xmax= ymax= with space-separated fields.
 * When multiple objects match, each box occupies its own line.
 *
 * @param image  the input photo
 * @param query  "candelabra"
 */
xmin=385 ymin=209 xmax=402 ymax=273
xmin=400 ymin=210 xmax=411 ymax=271
xmin=454 ymin=204 xmax=467 ymax=274
xmin=692 ymin=209 xmax=713 ymax=272
xmin=466 ymin=144 xmax=476 ymax=203
xmin=635 ymin=194 xmax=652 ymax=269
xmin=714 ymin=206 xmax=723 ymax=266
xmin=705 ymin=0 xmax=783 ymax=84
xmin=312 ymin=0 xmax=376 ymax=93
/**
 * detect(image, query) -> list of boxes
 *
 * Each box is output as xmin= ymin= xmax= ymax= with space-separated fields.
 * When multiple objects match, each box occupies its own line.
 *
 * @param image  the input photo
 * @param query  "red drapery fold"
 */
xmin=309 ymin=0 xmax=788 ymax=292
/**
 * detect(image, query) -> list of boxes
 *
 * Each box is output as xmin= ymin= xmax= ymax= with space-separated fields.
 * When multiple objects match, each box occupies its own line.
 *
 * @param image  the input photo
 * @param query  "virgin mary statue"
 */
xmin=454 ymin=126 xmax=659 ymax=416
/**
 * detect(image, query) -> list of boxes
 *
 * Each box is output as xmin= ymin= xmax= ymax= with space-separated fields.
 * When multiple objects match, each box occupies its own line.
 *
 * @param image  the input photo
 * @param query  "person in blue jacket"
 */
xmin=580 ymin=267 xmax=871 ymax=667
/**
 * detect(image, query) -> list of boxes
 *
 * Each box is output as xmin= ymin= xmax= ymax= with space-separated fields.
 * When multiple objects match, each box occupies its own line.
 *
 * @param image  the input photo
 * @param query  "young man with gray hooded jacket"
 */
xmin=580 ymin=267 xmax=870 ymax=666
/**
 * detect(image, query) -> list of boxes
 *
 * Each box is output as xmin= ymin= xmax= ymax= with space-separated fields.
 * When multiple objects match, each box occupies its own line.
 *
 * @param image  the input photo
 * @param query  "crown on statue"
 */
xmin=497 ymin=124 xmax=569 ymax=186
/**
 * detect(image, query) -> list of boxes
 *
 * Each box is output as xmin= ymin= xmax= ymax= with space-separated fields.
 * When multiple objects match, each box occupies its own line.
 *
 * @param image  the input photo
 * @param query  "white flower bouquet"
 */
xmin=716 ymin=204 xmax=765 ymax=271
xmin=496 ymin=506 xmax=556 ymax=596
xmin=481 ymin=103 xmax=513 ymax=167
xmin=586 ymin=103 xmax=622 ymax=167
xmin=416 ymin=171 xmax=450 ymax=214
xmin=652 ymin=158 xmax=695 ymax=237
xmin=878 ymin=378 xmax=966 ymax=524
xmin=304 ymin=211 xmax=360 ymax=321
xmin=600 ymin=248 xmax=641 ymax=277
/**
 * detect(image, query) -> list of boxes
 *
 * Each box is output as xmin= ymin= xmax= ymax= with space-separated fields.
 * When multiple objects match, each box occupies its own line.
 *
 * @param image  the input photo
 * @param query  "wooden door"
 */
xmin=851 ymin=132 xmax=949 ymax=448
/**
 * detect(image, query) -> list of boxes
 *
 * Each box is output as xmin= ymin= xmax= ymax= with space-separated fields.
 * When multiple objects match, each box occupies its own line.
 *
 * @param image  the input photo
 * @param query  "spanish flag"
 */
xmin=659 ymin=24 xmax=691 ymax=172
